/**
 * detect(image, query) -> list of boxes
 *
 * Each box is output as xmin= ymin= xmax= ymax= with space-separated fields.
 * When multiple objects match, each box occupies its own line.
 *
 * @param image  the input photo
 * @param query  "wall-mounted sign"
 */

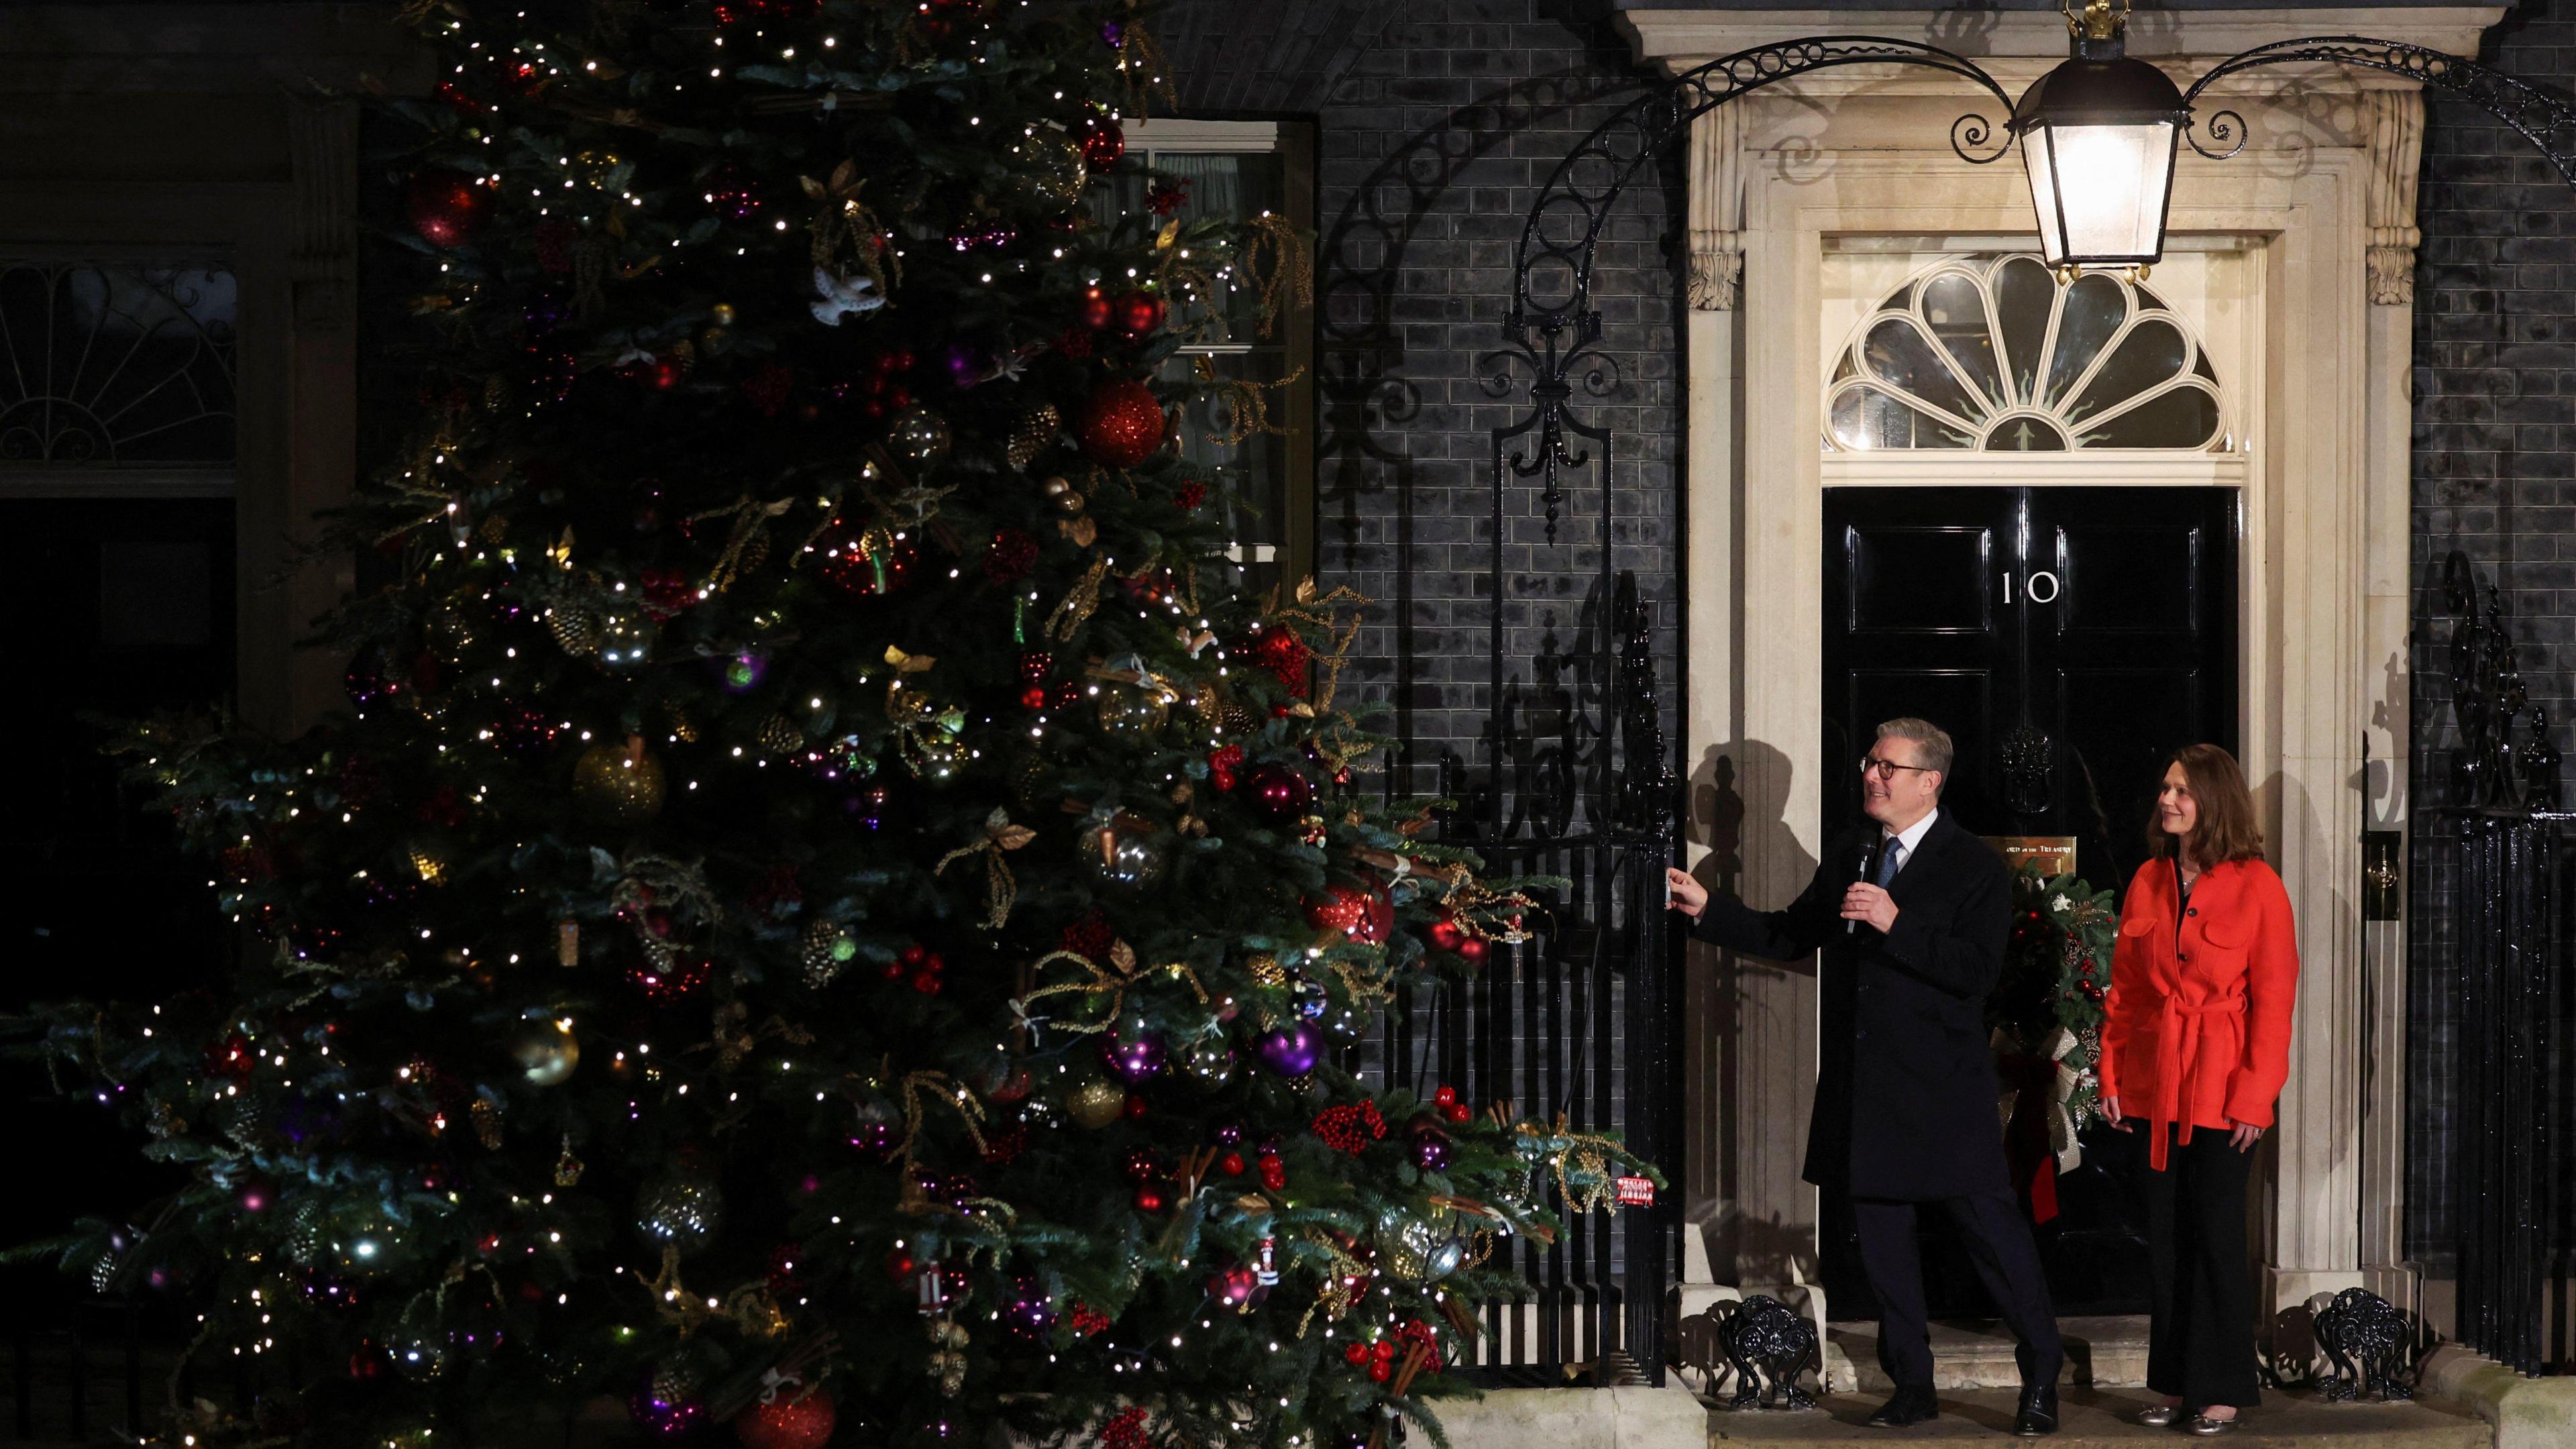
xmin=1985 ymin=836 xmax=2078 ymax=879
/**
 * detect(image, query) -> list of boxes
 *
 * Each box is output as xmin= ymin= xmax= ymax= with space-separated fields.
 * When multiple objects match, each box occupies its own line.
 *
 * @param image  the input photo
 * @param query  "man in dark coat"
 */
xmin=1669 ymin=717 xmax=2062 ymax=1435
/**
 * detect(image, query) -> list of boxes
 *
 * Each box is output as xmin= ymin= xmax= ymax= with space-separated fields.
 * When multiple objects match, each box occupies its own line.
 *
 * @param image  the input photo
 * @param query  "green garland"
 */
xmin=1988 ymin=870 xmax=2118 ymax=1163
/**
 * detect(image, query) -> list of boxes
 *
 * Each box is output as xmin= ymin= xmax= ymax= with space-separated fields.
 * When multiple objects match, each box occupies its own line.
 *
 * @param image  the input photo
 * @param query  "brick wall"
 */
xmin=2407 ymin=0 xmax=2573 ymax=1266
xmin=1167 ymin=0 xmax=1685 ymax=808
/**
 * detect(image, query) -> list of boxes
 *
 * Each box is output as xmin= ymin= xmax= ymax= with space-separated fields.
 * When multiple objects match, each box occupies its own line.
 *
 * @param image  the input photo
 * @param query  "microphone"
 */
xmin=1847 ymin=838 xmax=1879 ymax=936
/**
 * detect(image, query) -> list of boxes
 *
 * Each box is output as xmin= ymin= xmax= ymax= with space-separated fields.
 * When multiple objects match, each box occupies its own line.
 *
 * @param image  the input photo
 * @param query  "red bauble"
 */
xmin=1134 ymin=1185 xmax=1165 ymax=1214
xmin=1426 ymin=914 xmax=1467 ymax=953
xmin=1117 ymin=290 xmax=1165 ymax=337
xmin=883 ymin=1248 xmax=917 ymax=1281
xmin=1457 ymin=936 xmax=1490 ymax=965
xmin=1122 ymin=1093 xmax=1148 ymax=1120
xmin=1020 ymin=685 xmax=1049 ymax=710
xmin=735 ymin=1389 xmax=836 ymax=1449
xmin=1244 ymin=763 xmax=1316 ymax=822
xmin=1080 ymin=115 xmax=1126 ymax=170
xmin=1305 ymin=883 xmax=1391 ymax=945
xmin=1219 ymin=1151 xmax=1246 ymax=1176
xmin=1079 ymin=285 xmax=1114 ymax=332
xmin=405 ymin=169 xmax=490 ymax=249
xmin=1079 ymin=379 xmax=1167 ymax=468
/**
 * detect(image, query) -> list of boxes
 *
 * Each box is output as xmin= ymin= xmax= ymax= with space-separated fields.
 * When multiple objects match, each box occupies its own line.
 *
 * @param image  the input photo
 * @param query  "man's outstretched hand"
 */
xmin=1665 ymin=867 xmax=1707 ymax=918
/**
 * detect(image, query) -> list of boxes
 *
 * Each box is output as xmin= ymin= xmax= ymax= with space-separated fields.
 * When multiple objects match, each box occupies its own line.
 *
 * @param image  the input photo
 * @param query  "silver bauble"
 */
xmin=1081 ymin=816 xmax=1169 ymax=890
xmin=1182 ymin=1038 xmax=1236 ymax=1087
xmin=889 ymin=406 xmax=953 ymax=466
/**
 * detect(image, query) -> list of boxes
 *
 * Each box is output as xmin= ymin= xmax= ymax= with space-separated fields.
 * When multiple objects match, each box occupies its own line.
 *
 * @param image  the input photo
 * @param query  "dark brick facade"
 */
xmin=1167 ymin=0 xmax=1684 ymax=807
xmin=2408 ymin=0 xmax=2573 ymax=1265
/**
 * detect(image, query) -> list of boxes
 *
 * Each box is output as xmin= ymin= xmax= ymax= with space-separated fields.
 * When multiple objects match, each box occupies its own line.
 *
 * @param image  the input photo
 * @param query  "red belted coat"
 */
xmin=2098 ymin=857 xmax=2300 ymax=1171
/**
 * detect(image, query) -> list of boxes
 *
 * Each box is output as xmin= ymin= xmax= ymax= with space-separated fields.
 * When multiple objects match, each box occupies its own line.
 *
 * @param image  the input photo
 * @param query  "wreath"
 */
xmin=1985 ymin=869 xmax=2117 ymax=1221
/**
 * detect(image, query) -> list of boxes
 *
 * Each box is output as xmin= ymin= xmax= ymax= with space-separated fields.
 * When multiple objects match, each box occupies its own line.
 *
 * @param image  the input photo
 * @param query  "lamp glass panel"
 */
xmin=2025 ymin=121 xmax=2176 ymax=266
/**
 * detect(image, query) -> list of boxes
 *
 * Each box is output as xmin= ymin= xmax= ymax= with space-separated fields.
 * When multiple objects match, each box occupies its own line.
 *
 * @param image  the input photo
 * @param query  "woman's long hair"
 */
xmin=2148 ymin=743 xmax=2265 ymax=865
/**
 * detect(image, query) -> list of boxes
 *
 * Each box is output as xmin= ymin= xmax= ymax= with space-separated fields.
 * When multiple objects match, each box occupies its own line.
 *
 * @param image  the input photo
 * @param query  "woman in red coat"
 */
xmin=2098 ymin=743 xmax=2298 ymax=1435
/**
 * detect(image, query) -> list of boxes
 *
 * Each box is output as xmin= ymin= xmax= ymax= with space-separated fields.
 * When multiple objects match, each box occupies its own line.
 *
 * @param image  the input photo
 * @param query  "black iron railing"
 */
xmin=2412 ymin=810 xmax=2575 ymax=1377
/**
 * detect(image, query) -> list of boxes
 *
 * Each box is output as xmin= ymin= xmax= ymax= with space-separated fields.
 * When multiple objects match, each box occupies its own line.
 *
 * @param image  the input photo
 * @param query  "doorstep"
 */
xmin=1824 ymin=1317 xmax=2152 ymax=1393
xmin=2418 ymin=1342 xmax=2576 ymax=1449
xmin=1706 ymin=1387 xmax=2485 ymax=1448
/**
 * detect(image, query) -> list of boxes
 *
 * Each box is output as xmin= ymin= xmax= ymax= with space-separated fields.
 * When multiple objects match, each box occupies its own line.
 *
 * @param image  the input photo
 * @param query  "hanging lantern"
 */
xmin=2009 ymin=1 xmax=2184 ymax=276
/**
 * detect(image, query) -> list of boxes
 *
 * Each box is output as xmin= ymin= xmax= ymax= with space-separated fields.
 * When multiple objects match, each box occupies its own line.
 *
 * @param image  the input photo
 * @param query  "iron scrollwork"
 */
xmin=2182 ymin=38 xmax=2576 ymax=190
xmin=2440 ymin=549 xmax=2561 ymax=812
xmin=2312 ymin=1287 xmax=2414 ymax=1402
xmin=1719 ymin=1295 xmax=1821 ymax=1410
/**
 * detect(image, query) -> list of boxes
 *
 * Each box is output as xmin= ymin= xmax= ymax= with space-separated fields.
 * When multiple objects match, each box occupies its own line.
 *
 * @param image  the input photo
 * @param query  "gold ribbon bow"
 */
xmin=892 ymin=1069 xmax=989 ymax=1171
xmin=1014 ymin=941 xmax=1206 ymax=1036
xmin=936 ymin=809 xmax=1036 ymax=929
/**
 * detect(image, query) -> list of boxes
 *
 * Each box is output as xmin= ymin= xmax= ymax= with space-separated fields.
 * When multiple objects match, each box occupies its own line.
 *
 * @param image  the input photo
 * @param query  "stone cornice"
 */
xmin=1616 ymin=6 xmax=2510 ymax=91
xmin=0 ymin=5 xmax=428 ymax=95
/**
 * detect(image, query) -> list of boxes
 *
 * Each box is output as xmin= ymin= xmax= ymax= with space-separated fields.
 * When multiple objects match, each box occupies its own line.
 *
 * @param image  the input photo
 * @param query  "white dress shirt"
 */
xmin=1878 ymin=808 xmax=1939 ymax=878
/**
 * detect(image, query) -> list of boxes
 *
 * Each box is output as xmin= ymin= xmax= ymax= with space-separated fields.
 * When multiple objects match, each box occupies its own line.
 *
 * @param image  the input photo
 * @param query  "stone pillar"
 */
xmin=2358 ymin=85 xmax=2424 ymax=1318
xmin=282 ymin=95 xmax=360 ymax=732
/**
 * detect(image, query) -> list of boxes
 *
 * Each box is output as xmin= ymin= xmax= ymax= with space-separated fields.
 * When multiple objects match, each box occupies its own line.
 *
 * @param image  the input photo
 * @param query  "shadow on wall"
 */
xmin=1684 ymin=738 xmax=1823 ymax=1285
xmin=1316 ymin=60 xmax=1651 ymax=794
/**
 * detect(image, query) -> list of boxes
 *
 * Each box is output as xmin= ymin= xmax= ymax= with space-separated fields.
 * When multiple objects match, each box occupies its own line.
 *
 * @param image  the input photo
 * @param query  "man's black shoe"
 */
xmin=1867 ymin=1387 xmax=1939 ymax=1427
xmin=2012 ymin=1384 xmax=2059 ymax=1437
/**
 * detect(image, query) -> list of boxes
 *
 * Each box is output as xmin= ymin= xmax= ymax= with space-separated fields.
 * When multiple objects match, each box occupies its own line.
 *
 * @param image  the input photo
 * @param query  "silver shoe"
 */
xmin=2187 ymin=1414 xmax=2239 ymax=1436
xmin=2135 ymin=1405 xmax=2180 ymax=1428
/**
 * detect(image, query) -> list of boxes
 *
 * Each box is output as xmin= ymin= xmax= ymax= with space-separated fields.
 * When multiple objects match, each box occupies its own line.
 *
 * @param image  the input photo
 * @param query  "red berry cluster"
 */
xmin=1397 ymin=1316 xmax=1446 ymax=1372
xmin=851 ymin=349 xmax=916 ymax=419
xmin=1098 ymin=1406 xmax=1152 ymax=1449
xmin=1312 ymin=1101 xmax=1387 ymax=1155
xmin=1068 ymin=1301 xmax=1111 ymax=1336
xmin=884 ymin=943 xmax=947 ymax=994
xmin=1243 ymin=627 xmax=1311 ymax=696
xmin=1146 ymin=179 xmax=1191 ymax=217
xmin=1431 ymin=1085 xmax=1472 ymax=1124
xmin=1061 ymin=910 xmax=1115 ymax=961
xmin=1174 ymin=480 xmax=1208 ymax=512
xmin=1207 ymin=744 xmax=1244 ymax=792
xmin=985 ymin=527 xmax=1039 ymax=584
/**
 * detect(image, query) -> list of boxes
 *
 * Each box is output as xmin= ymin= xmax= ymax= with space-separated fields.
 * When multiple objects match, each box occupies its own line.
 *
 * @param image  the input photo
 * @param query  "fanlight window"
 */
xmin=0 ymin=262 xmax=236 ymax=468
xmin=1826 ymin=254 xmax=2223 ymax=452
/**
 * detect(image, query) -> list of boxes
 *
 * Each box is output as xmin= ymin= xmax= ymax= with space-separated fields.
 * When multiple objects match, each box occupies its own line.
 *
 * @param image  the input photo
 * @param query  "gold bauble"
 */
xmin=572 ymin=738 xmax=666 ymax=820
xmin=1066 ymin=1077 xmax=1127 ymax=1129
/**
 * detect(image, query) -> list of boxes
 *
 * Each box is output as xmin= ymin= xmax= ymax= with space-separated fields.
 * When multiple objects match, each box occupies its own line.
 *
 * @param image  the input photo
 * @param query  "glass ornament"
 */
xmin=888 ymin=405 xmax=953 ymax=466
xmin=510 ymin=1016 xmax=580 ymax=1087
xmin=1094 ymin=679 xmax=1170 ymax=738
xmin=1080 ymin=814 xmax=1169 ymax=890
xmin=593 ymin=600 xmax=658 ymax=672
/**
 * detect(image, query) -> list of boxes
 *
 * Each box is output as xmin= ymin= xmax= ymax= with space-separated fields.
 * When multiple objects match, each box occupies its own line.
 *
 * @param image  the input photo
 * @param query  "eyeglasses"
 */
xmin=1858 ymin=756 xmax=1937 ymax=781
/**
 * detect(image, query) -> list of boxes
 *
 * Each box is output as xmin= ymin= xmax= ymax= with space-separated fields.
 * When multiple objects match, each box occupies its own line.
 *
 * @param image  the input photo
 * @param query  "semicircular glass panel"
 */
xmin=1823 ymin=254 xmax=2227 ymax=453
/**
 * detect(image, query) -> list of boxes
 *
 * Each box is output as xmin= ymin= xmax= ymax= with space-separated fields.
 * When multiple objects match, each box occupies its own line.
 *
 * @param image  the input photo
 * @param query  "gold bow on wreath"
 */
xmin=1014 ymin=940 xmax=1206 ymax=1036
xmin=1513 ymin=1114 xmax=1630 ymax=1216
xmin=1991 ymin=1024 xmax=2085 ymax=1174
xmin=935 ymin=808 xmax=1036 ymax=929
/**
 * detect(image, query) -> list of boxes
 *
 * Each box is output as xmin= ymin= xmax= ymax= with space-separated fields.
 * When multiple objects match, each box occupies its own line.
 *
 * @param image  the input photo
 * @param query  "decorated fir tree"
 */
xmin=25 ymin=2 xmax=1652 ymax=1446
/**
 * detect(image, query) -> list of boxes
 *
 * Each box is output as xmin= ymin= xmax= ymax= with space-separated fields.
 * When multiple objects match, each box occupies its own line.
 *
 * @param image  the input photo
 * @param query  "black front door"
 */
xmin=1819 ymin=484 xmax=2239 ymax=1318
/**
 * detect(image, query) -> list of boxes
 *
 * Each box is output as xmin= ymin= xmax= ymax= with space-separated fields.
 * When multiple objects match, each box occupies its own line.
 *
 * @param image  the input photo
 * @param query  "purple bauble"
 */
xmin=1411 ymin=1128 xmax=1452 ymax=1173
xmin=1256 ymin=1022 xmax=1320 ymax=1077
xmin=945 ymin=342 xmax=987 ymax=388
xmin=1246 ymin=764 xmax=1315 ymax=823
xmin=1102 ymin=1030 xmax=1167 ymax=1085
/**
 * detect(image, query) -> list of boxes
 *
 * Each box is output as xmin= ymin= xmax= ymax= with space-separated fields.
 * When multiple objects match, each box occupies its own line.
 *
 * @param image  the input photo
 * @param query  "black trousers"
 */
xmin=1853 ymin=1189 xmax=2065 ymax=1391
xmin=2140 ymin=1124 xmax=2261 ymax=1409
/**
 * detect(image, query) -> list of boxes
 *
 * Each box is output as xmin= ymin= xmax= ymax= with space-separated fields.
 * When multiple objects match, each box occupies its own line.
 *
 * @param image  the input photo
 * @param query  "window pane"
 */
xmin=0 ymin=262 xmax=236 ymax=466
xmin=1163 ymin=350 xmax=1293 ymax=593
xmin=1099 ymin=153 xmax=1285 ymax=342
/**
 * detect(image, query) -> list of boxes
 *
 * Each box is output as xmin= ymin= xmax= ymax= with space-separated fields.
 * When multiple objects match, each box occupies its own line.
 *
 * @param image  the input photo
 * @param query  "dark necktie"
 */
xmin=1872 ymin=836 xmax=1902 ymax=889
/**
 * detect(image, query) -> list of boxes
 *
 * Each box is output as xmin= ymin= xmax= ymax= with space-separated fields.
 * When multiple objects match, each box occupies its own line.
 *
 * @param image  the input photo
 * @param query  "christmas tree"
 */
xmin=27 ymin=2 xmax=1652 ymax=1447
